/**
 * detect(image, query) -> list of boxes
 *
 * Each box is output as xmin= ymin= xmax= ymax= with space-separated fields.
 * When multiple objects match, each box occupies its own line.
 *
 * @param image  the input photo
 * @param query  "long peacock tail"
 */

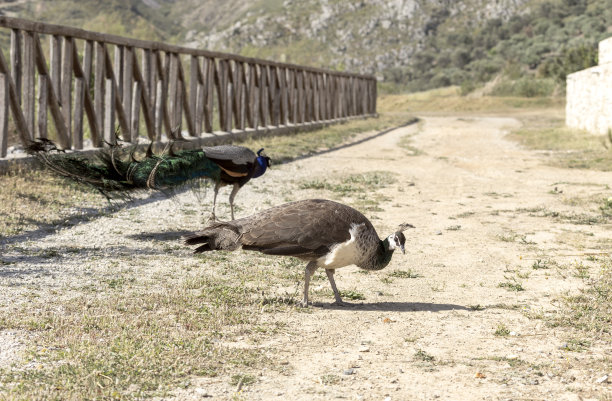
xmin=26 ymin=139 xmax=222 ymax=196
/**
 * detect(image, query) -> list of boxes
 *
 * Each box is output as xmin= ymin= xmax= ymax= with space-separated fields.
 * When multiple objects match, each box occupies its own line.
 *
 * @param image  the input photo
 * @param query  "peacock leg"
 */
xmin=210 ymin=181 xmax=221 ymax=221
xmin=325 ymin=269 xmax=346 ymax=306
xmin=302 ymin=261 xmax=318 ymax=307
xmin=228 ymin=183 xmax=240 ymax=220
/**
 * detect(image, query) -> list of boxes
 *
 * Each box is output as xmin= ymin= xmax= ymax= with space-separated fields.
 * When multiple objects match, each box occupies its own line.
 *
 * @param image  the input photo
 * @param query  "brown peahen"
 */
xmin=185 ymin=199 xmax=414 ymax=306
xmin=26 ymin=138 xmax=271 ymax=220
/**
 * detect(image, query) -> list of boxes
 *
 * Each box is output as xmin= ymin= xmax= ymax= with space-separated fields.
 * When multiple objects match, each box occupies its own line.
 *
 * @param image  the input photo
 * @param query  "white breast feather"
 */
xmin=318 ymin=223 xmax=364 ymax=269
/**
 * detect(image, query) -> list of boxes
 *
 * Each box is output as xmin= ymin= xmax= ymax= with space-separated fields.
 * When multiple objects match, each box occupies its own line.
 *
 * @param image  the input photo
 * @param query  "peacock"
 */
xmin=185 ymin=199 xmax=414 ymax=306
xmin=26 ymin=138 xmax=271 ymax=220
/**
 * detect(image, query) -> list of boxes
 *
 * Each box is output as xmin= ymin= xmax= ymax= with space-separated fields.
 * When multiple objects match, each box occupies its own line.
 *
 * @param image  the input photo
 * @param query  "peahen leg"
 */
xmin=228 ymin=183 xmax=240 ymax=220
xmin=302 ymin=261 xmax=318 ymax=307
xmin=325 ymin=269 xmax=346 ymax=306
xmin=210 ymin=181 xmax=221 ymax=221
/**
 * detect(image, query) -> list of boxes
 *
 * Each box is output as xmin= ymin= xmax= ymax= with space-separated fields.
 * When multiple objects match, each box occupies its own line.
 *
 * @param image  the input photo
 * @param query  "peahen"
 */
xmin=185 ymin=199 xmax=414 ymax=306
xmin=26 ymin=138 xmax=271 ymax=220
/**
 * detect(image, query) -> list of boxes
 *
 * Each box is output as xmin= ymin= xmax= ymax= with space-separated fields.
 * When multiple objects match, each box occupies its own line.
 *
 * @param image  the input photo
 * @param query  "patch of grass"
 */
xmin=240 ymin=113 xmax=416 ymax=164
xmin=319 ymin=374 xmax=341 ymax=385
xmin=532 ymin=259 xmax=553 ymax=270
xmin=339 ymin=290 xmax=366 ymax=301
xmin=508 ymin=117 xmax=612 ymax=171
xmin=229 ymin=374 xmax=256 ymax=387
xmin=554 ymin=257 xmax=612 ymax=335
xmin=0 ymin=169 xmax=107 ymax=238
xmin=561 ymin=338 xmax=591 ymax=352
xmin=494 ymin=323 xmax=511 ymax=337
xmin=0 ymin=270 xmax=277 ymax=399
xmin=497 ymin=232 xmax=518 ymax=242
xmin=498 ymin=278 xmax=525 ymax=292
xmin=414 ymin=349 xmax=435 ymax=362
xmin=377 ymin=87 xmax=563 ymax=114
xmin=388 ymin=269 xmax=420 ymax=279
xmin=299 ymin=171 xmax=396 ymax=196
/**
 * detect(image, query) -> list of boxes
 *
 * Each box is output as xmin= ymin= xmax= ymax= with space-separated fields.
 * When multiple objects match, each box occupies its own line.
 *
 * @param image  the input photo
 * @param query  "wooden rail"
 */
xmin=0 ymin=17 xmax=377 ymax=158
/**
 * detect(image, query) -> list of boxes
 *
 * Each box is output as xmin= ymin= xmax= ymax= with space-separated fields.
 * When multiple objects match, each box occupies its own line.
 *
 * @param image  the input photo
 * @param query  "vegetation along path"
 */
xmin=1 ymin=113 xmax=611 ymax=400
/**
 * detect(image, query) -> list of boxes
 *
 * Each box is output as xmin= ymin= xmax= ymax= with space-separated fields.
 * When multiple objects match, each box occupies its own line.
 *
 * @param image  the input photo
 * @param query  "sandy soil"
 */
xmin=2 ymin=114 xmax=611 ymax=400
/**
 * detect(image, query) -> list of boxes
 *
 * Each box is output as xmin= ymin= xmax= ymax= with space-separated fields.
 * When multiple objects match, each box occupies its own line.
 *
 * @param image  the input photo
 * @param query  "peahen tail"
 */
xmin=26 ymin=139 xmax=222 ymax=196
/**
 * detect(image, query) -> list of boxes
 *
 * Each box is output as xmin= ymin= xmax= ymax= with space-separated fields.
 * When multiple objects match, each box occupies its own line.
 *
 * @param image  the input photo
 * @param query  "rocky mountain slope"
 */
xmin=2 ymin=0 xmax=611 ymax=92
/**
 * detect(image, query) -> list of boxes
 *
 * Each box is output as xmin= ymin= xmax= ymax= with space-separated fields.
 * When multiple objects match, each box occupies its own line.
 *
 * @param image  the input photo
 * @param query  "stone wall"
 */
xmin=566 ymin=37 xmax=612 ymax=135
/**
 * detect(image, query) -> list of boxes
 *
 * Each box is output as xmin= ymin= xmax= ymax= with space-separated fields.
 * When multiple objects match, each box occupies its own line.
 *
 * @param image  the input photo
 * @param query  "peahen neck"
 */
xmin=370 ymin=238 xmax=394 ymax=270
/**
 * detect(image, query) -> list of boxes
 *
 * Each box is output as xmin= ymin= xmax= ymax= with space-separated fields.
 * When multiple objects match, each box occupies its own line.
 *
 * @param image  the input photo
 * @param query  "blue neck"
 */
xmin=251 ymin=156 xmax=268 ymax=178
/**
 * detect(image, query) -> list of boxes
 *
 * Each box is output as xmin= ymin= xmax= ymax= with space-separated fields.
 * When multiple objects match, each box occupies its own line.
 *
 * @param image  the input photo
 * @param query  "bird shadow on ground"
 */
xmin=127 ymin=230 xmax=193 ymax=242
xmin=315 ymin=301 xmax=469 ymax=312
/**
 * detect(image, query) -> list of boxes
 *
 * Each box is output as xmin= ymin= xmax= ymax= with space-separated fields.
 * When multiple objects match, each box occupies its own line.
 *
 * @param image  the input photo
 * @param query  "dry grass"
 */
xmin=507 ymin=115 xmax=612 ymax=171
xmin=0 ymin=170 xmax=107 ymax=238
xmin=239 ymin=113 xmax=417 ymax=164
xmin=378 ymin=86 xmax=564 ymax=114
xmin=0 ymin=252 xmax=295 ymax=400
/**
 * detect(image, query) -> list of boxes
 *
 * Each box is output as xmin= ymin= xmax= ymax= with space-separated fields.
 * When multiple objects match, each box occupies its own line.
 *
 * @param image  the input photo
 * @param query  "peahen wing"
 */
xmin=238 ymin=199 xmax=375 ymax=259
xmin=202 ymin=145 xmax=256 ymax=176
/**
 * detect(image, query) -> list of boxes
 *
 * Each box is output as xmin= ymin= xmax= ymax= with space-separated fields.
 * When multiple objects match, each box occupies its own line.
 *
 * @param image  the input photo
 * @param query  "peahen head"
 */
xmin=252 ymin=148 xmax=271 ymax=178
xmin=385 ymin=223 xmax=415 ymax=255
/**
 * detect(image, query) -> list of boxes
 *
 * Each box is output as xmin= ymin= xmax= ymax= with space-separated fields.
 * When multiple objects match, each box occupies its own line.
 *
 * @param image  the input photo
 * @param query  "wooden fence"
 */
xmin=0 ymin=17 xmax=377 ymax=158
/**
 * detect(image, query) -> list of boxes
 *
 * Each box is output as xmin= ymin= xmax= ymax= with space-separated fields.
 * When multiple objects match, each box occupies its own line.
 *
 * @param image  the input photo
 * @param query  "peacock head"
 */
xmin=386 ymin=223 xmax=415 ymax=254
xmin=252 ymin=148 xmax=271 ymax=178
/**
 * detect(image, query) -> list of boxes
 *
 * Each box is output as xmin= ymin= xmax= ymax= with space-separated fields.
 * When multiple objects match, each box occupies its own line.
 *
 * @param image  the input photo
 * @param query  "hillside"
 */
xmin=1 ymin=0 xmax=611 ymax=93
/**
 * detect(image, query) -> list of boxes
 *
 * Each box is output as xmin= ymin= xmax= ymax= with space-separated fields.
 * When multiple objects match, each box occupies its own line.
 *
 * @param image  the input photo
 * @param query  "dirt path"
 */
xmin=2 ymin=115 xmax=611 ymax=400
xmin=181 ymin=115 xmax=611 ymax=400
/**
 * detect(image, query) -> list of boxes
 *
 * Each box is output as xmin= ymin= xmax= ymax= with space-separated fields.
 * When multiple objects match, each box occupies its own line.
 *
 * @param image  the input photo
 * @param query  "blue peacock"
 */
xmin=27 ymin=138 xmax=270 ymax=220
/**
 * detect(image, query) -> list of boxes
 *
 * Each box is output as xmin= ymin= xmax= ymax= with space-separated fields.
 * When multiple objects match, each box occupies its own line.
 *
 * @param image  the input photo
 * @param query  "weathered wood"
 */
xmin=245 ymin=63 xmax=256 ymax=128
xmin=215 ymin=59 xmax=228 ymax=131
xmin=73 ymin=76 xmax=84 ymax=148
xmin=176 ymin=54 xmax=195 ymax=136
xmin=194 ymin=58 xmax=205 ymax=134
xmin=167 ymin=52 xmax=179 ymax=133
xmin=122 ymin=46 xmax=133 ymax=140
xmin=0 ymin=74 xmax=8 ymax=157
xmin=189 ymin=55 xmax=198 ymax=133
xmin=269 ymin=66 xmax=278 ymax=126
xmin=0 ymin=48 xmax=31 ymax=144
xmin=32 ymin=34 xmax=70 ymax=147
xmin=94 ymin=41 xmax=105 ymax=147
xmin=0 ymin=16 xmax=375 ymax=157
xmin=102 ymin=44 xmax=130 ymax=141
xmin=49 ymin=35 xmax=61 ymax=103
xmin=296 ymin=70 xmax=304 ymax=124
xmin=37 ymin=74 xmax=47 ymax=139
xmin=22 ymin=30 xmax=34 ymax=138
xmin=10 ymin=29 xmax=21 ymax=104
xmin=259 ymin=64 xmax=268 ymax=127
xmin=232 ymin=61 xmax=244 ymax=130
xmin=61 ymin=36 xmax=73 ymax=143
xmin=278 ymin=67 xmax=287 ymax=125
xmin=131 ymin=51 xmax=154 ymax=140
xmin=131 ymin=81 xmax=141 ymax=142
xmin=288 ymin=69 xmax=296 ymax=124
xmin=202 ymin=57 xmax=214 ymax=133
xmin=104 ymin=77 xmax=115 ymax=144
xmin=148 ymin=51 xmax=157 ymax=132
xmin=78 ymin=40 xmax=100 ymax=145
xmin=114 ymin=45 xmax=123 ymax=101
